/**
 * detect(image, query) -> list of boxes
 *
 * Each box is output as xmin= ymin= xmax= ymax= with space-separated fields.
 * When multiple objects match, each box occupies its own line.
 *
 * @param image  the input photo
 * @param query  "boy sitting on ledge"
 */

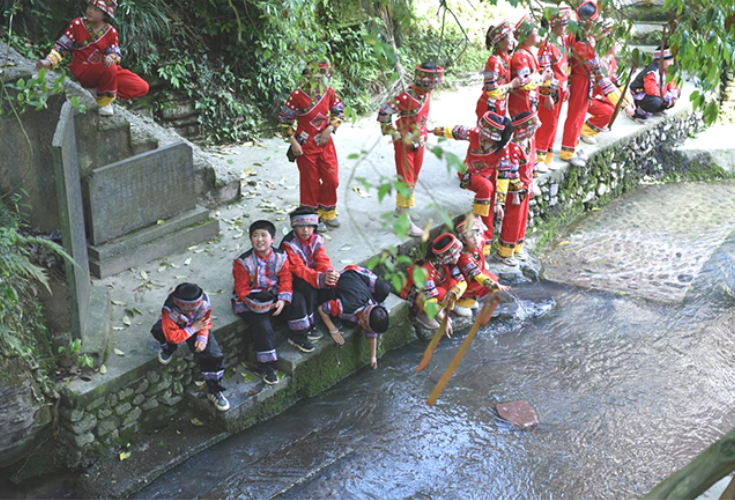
xmin=317 ymin=266 xmax=391 ymax=369
xmin=232 ymin=220 xmax=293 ymax=385
xmin=150 ymin=282 xmax=229 ymax=412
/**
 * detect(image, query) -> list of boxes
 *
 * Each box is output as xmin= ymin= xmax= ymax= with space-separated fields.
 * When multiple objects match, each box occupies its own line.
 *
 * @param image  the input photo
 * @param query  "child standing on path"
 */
xmin=150 ymin=283 xmax=229 ymax=412
xmin=37 ymin=0 xmax=149 ymax=116
xmin=536 ymin=7 xmax=572 ymax=170
xmin=476 ymin=20 xmax=520 ymax=121
xmin=280 ymin=207 xmax=339 ymax=353
xmin=232 ymin=220 xmax=293 ymax=385
xmin=279 ymin=60 xmax=345 ymax=232
xmin=317 ymin=265 xmax=391 ymax=369
xmin=378 ymin=62 xmax=444 ymax=237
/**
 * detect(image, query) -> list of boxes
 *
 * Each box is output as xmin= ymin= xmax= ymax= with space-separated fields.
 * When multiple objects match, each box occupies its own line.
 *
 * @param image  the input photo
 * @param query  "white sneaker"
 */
xmin=515 ymin=248 xmax=529 ymax=261
xmin=416 ymin=311 xmax=440 ymax=329
xmin=576 ymin=149 xmax=589 ymax=161
xmin=453 ymin=305 xmax=473 ymax=317
xmin=535 ymin=162 xmax=550 ymax=173
xmin=580 ymin=135 xmax=597 ymax=145
xmin=497 ymin=254 xmax=519 ymax=267
xmin=566 ymin=156 xmax=586 ymax=168
xmin=98 ymin=103 xmax=114 ymax=116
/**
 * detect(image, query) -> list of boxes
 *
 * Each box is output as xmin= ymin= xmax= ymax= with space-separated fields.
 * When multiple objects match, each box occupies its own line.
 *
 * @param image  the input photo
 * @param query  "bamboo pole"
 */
xmin=644 ymin=426 xmax=735 ymax=499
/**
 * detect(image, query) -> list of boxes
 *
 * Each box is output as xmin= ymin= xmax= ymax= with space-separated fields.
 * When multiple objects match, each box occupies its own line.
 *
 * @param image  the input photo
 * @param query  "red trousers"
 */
xmin=500 ymin=140 xmax=534 ymax=253
xmin=73 ymin=63 xmax=149 ymax=99
xmin=464 ymin=173 xmax=496 ymax=244
xmin=561 ymin=75 xmax=590 ymax=152
xmin=464 ymin=280 xmax=491 ymax=300
xmin=536 ymin=88 xmax=567 ymax=154
xmin=394 ymin=141 xmax=425 ymax=187
xmin=296 ymin=140 xmax=339 ymax=210
xmin=586 ymin=96 xmax=615 ymax=132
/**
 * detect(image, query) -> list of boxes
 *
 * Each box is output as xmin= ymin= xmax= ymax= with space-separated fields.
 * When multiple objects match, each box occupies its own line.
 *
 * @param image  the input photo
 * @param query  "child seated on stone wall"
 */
xmin=455 ymin=217 xmax=509 ymax=311
xmin=280 ymin=207 xmax=339 ymax=354
xmin=400 ymin=233 xmax=469 ymax=333
xmin=317 ymin=265 xmax=391 ymax=369
xmin=232 ymin=220 xmax=293 ymax=385
xmin=150 ymin=282 xmax=229 ymax=412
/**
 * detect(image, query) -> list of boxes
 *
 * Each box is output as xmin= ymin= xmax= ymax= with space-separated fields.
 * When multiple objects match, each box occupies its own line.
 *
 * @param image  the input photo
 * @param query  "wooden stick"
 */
xmin=427 ymin=293 xmax=500 ymax=406
xmin=608 ymin=62 xmax=637 ymax=130
xmin=415 ymin=299 xmax=454 ymax=374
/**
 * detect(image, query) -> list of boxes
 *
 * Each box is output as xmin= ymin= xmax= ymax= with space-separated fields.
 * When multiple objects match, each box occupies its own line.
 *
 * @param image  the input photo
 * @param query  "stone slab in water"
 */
xmin=496 ymin=400 xmax=539 ymax=429
xmin=541 ymin=183 xmax=735 ymax=303
xmin=85 ymin=142 xmax=195 ymax=245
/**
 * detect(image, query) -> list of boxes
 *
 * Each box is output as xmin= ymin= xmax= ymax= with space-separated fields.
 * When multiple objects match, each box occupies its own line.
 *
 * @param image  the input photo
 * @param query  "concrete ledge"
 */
xmin=81 ymin=285 xmax=112 ymax=363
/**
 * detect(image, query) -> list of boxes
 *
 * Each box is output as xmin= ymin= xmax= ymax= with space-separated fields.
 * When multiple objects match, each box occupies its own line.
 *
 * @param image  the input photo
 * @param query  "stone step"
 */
xmin=88 ymin=209 xmax=219 ymax=278
xmin=185 ymin=369 xmax=295 ymax=433
xmin=201 ymin=430 xmax=354 ymax=499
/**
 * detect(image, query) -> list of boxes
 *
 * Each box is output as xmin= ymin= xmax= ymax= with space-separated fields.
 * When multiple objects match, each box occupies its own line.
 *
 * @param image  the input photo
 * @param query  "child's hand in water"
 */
xmin=371 ymin=356 xmax=378 ymax=369
xmin=498 ymin=284 xmax=510 ymax=292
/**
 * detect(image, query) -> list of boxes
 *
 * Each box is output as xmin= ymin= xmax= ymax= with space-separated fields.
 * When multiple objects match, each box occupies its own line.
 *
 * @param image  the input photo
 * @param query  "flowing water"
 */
xmin=134 ymin=215 xmax=735 ymax=499
xmin=6 ymin=183 xmax=735 ymax=499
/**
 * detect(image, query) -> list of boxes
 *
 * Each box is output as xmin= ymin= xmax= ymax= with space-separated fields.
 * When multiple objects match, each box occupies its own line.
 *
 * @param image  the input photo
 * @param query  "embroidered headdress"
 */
xmin=414 ymin=63 xmax=445 ymax=90
xmin=88 ymin=0 xmax=117 ymax=18
xmin=479 ymin=111 xmax=507 ymax=142
xmin=431 ymin=233 xmax=463 ymax=265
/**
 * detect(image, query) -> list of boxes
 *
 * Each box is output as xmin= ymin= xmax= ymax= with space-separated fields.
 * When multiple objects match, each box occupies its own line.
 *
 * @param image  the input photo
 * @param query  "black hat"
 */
xmin=173 ymin=282 xmax=203 ymax=302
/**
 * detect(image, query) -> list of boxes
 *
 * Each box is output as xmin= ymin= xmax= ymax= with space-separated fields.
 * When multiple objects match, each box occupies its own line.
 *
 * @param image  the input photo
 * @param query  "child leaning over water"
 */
xmin=317 ymin=265 xmax=391 ymax=369
xmin=36 ymin=0 xmax=149 ymax=116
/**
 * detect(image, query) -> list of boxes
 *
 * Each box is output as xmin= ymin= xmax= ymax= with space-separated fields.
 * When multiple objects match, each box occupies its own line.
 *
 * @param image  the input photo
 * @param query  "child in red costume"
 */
xmin=400 ymin=233 xmax=468 ymax=332
xmin=508 ymin=15 xmax=553 ymax=121
xmin=279 ymin=60 xmax=345 ymax=230
xmin=536 ymin=7 xmax=572 ymax=171
xmin=581 ymin=36 xmax=635 ymax=143
xmin=454 ymin=217 xmax=507 ymax=315
xmin=498 ymin=111 xmax=541 ymax=265
xmin=629 ymin=45 xmax=681 ymax=122
xmin=476 ymin=20 xmax=521 ymax=121
xmin=433 ymin=112 xmax=526 ymax=255
xmin=37 ymin=0 xmax=149 ymax=116
xmin=559 ymin=0 xmax=615 ymax=167
xmin=378 ymin=62 xmax=444 ymax=236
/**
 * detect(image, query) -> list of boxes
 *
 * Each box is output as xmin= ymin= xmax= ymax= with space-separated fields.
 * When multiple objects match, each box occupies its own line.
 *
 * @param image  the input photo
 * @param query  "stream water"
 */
xmin=4 ymin=183 xmax=735 ymax=499
xmin=133 ymin=216 xmax=735 ymax=499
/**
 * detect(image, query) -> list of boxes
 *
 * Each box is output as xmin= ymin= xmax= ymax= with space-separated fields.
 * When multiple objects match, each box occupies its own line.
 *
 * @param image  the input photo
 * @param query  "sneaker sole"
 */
xmin=207 ymin=394 xmax=230 ymax=412
xmin=261 ymin=374 xmax=280 ymax=385
xmin=158 ymin=354 xmax=173 ymax=366
xmin=288 ymin=338 xmax=315 ymax=353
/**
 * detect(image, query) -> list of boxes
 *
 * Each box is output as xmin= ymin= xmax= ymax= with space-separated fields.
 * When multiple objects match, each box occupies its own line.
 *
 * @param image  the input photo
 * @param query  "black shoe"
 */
xmin=288 ymin=337 xmax=315 ymax=353
xmin=261 ymin=364 xmax=279 ymax=385
xmin=307 ymin=328 xmax=323 ymax=342
xmin=157 ymin=350 xmax=173 ymax=365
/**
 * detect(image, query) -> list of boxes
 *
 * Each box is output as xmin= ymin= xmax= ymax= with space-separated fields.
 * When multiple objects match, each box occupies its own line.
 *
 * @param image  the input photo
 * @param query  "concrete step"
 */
xmin=185 ymin=369 xmax=295 ymax=433
xmin=202 ymin=430 xmax=354 ymax=499
xmin=88 ymin=210 xmax=220 ymax=278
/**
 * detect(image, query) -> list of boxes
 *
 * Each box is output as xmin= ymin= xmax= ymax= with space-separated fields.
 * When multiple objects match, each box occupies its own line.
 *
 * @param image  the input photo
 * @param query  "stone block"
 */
xmin=103 ymin=428 xmax=120 ymax=444
xmin=145 ymin=377 xmax=172 ymax=397
xmin=114 ymin=402 xmax=132 ymax=416
xmin=172 ymin=382 xmax=184 ymax=395
xmin=132 ymin=394 xmax=145 ymax=406
xmin=60 ymin=406 xmax=85 ymax=423
xmin=141 ymin=398 xmax=159 ymax=412
xmin=73 ymin=432 xmax=96 ymax=448
xmin=117 ymin=388 xmax=134 ymax=402
xmin=86 ymin=396 xmax=106 ymax=412
xmin=85 ymin=142 xmax=195 ymax=245
xmin=121 ymin=407 xmax=143 ymax=427
xmin=134 ymin=378 xmax=149 ymax=394
xmin=97 ymin=407 xmax=113 ymax=420
xmin=159 ymin=393 xmax=183 ymax=407
xmin=107 ymin=394 xmax=118 ymax=407
xmin=148 ymin=371 xmax=160 ymax=383
xmin=96 ymin=418 xmax=118 ymax=438
xmin=65 ymin=413 xmax=98 ymax=435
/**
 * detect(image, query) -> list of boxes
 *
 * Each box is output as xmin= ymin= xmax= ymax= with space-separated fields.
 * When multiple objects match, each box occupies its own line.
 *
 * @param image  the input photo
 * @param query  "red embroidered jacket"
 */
xmin=280 ymin=231 xmax=334 ymax=289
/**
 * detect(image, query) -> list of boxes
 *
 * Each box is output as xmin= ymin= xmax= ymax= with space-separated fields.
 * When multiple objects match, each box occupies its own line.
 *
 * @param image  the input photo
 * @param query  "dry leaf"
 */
xmin=190 ymin=418 xmax=204 ymax=427
xmin=122 ymin=316 xmax=132 ymax=326
xmin=99 ymin=364 xmax=107 ymax=374
xmin=111 ymin=300 xmax=125 ymax=306
xmin=119 ymin=451 xmax=132 ymax=461
xmin=112 ymin=326 xmax=125 ymax=331
xmin=140 ymin=270 xmax=149 ymax=280
xmin=184 ymin=258 xmax=192 ymax=266
xmin=113 ymin=348 xmax=125 ymax=356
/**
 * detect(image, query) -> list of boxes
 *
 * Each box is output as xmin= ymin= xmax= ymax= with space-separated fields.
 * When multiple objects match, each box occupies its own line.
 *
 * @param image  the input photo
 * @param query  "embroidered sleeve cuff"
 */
xmin=278 ymin=292 xmax=292 ymax=304
xmin=46 ymin=49 xmax=63 ymax=68
xmin=329 ymin=118 xmax=342 ymax=131
xmin=280 ymin=123 xmax=295 ymax=139
xmin=184 ymin=326 xmax=195 ymax=338
xmin=196 ymin=334 xmax=208 ymax=345
xmin=317 ymin=272 xmax=327 ymax=289
xmin=380 ymin=123 xmax=396 ymax=136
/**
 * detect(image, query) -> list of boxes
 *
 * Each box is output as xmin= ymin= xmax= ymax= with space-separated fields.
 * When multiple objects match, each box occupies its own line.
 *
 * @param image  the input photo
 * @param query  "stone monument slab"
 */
xmin=86 ymin=142 xmax=194 ymax=245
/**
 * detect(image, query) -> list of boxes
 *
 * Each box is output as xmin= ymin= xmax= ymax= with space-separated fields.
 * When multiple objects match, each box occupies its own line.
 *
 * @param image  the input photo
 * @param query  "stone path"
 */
xmin=540 ymin=182 xmax=735 ymax=303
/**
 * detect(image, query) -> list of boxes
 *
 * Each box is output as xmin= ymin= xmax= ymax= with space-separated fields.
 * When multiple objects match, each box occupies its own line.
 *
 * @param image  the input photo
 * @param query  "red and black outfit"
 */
xmin=232 ymin=247 xmax=293 ymax=365
xmin=150 ymin=292 xmax=225 ymax=394
xmin=536 ymin=34 xmax=569 ymax=161
xmin=319 ymin=266 xmax=391 ymax=339
xmin=508 ymin=46 xmax=541 ymax=118
xmin=458 ymin=240 xmax=500 ymax=301
xmin=476 ymin=51 xmax=512 ymax=120
xmin=45 ymin=17 xmax=148 ymax=105
xmin=279 ymin=86 xmax=344 ymax=221
xmin=400 ymin=260 xmax=467 ymax=313
xmin=560 ymin=35 xmax=613 ymax=160
xmin=630 ymin=61 xmax=681 ymax=119
xmin=378 ymin=86 xmax=432 ymax=208
xmin=280 ymin=230 xmax=334 ymax=339
xmin=499 ymin=135 xmax=535 ymax=258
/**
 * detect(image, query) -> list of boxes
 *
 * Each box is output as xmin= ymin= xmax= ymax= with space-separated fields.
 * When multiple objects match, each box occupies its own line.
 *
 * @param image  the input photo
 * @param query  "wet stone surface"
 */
xmin=541 ymin=182 xmax=735 ymax=303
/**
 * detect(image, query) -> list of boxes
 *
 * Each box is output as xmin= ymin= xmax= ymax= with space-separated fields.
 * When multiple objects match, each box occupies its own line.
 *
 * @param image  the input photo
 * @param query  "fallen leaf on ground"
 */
xmin=111 ymin=300 xmax=125 ymax=306
xmin=113 ymin=348 xmax=125 ymax=356
xmin=119 ymin=451 xmax=132 ymax=461
xmin=184 ymin=258 xmax=192 ymax=266
xmin=190 ymin=418 xmax=204 ymax=426
xmin=99 ymin=364 xmax=107 ymax=374
xmin=559 ymin=241 xmax=570 ymax=246
xmin=140 ymin=270 xmax=148 ymax=280
xmin=122 ymin=316 xmax=132 ymax=326
xmin=352 ymin=186 xmax=371 ymax=198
